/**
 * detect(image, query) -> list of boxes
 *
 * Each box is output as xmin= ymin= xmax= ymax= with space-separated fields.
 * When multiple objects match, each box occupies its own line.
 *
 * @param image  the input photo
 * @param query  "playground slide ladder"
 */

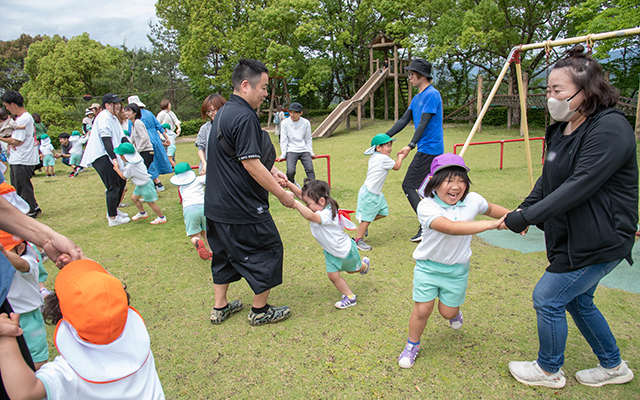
xmin=312 ymin=68 xmax=390 ymax=138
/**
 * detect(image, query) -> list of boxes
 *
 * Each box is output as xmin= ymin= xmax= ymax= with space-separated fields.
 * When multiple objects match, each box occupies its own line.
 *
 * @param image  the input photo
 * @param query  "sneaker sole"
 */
xmin=335 ymin=301 xmax=356 ymax=309
xmin=132 ymin=215 xmax=149 ymax=221
xmin=399 ymin=358 xmax=415 ymax=369
xmin=575 ymin=370 xmax=634 ymax=387
xmin=194 ymin=239 xmax=210 ymax=260
xmin=357 ymin=246 xmax=372 ymax=251
xmin=410 ymin=237 xmax=422 ymax=242
xmin=360 ymin=257 xmax=370 ymax=275
xmin=509 ymin=365 xmax=566 ymax=388
xmin=150 ymin=220 xmax=167 ymax=224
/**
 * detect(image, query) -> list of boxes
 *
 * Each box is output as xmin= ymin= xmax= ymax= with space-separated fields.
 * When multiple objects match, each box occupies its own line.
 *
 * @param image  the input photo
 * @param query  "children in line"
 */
xmin=398 ymin=153 xmax=510 ymax=369
xmin=162 ymin=123 xmax=178 ymax=168
xmin=68 ymin=130 xmax=88 ymax=177
xmin=355 ymin=133 xmax=406 ymax=251
xmin=170 ymin=162 xmax=211 ymax=260
xmin=0 ymin=231 xmax=49 ymax=370
xmin=0 ymin=259 xmax=166 ymax=399
xmin=38 ymin=134 xmax=56 ymax=177
xmin=113 ymin=142 xmax=167 ymax=225
xmin=288 ymin=179 xmax=370 ymax=309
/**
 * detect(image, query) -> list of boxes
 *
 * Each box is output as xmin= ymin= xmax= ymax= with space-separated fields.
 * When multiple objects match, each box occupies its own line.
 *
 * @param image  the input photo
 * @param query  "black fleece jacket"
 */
xmin=504 ymin=108 xmax=638 ymax=272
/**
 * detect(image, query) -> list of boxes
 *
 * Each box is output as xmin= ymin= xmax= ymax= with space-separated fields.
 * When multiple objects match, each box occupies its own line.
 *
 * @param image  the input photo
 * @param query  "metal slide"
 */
xmin=312 ymin=68 xmax=390 ymax=138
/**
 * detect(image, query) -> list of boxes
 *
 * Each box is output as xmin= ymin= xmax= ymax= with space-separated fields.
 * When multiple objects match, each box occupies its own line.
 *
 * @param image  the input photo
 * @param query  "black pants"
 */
xmin=0 ymin=299 xmax=35 ymax=400
xmin=140 ymin=151 xmax=154 ymax=170
xmin=92 ymin=155 xmax=127 ymax=218
xmin=9 ymin=164 xmax=38 ymax=214
xmin=285 ymin=152 xmax=315 ymax=183
xmin=402 ymin=152 xmax=438 ymax=213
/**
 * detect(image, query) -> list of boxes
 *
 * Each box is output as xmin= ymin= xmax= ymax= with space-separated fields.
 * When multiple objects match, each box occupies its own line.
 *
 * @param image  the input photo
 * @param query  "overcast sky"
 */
xmin=0 ymin=0 xmax=158 ymax=49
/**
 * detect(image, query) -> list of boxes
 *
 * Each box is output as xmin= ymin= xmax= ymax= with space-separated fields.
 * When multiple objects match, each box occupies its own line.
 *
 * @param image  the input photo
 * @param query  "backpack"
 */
xmin=273 ymin=112 xmax=281 ymax=125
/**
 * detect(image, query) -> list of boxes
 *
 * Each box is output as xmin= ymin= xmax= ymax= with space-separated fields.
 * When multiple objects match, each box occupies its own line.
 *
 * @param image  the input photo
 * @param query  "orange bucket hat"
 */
xmin=0 ymin=229 xmax=23 ymax=251
xmin=55 ymin=259 xmax=128 ymax=345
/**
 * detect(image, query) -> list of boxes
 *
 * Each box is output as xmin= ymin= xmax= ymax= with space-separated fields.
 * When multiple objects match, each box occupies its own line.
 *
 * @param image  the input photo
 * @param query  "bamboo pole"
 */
xmin=515 ymin=63 xmax=534 ymax=188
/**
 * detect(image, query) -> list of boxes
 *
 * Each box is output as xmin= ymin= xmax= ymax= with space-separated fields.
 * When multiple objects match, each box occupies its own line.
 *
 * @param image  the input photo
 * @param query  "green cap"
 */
xmin=38 ymin=134 xmax=49 ymax=140
xmin=123 ymin=129 xmax=129 ymax=136
xmin=71 ymin=130 xmax=81 ymax=136
xmin=370 ymin=133 xmax=394 ymax=147
xmin=161 ymin=123 xmax=171 ymax=130
xmin=114 ymin=142 xmax=136 ymax=155
xmin=173 ymin=162 xmax=191 ymax=175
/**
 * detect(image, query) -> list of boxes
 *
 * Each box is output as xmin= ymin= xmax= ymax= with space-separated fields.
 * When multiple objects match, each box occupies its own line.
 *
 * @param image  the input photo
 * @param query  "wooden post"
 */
xmin=394 ymin=45 xmax=399 ymax=121
xmin=507 ymin=74 xmax=514 ymax=129
xmin=520 ymin=72 xmax=528 ymax=136
xmin=370 ymin=48 xmax=375 ymax=121
xmin=477 ymin=75 xmax=483 ymax=133
xmin=635 ymin=77 xmax=640 ymax=140
xmin=357 ymin=102 xmax=362 ymax=130
xmin=346 ymin=112 xmax=350 ymax=130
xmin=384 ymin=78 xmax=389 ymax=120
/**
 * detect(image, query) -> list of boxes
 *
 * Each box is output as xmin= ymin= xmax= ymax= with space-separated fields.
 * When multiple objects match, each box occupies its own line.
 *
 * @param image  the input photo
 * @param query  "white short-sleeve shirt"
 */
xmin=6 ymin=242 xmax=42 ymax=314
xmin=309 ymin=207 xmax=352 ymax=258
xmin=412 ymin=192 xmax=488 ymax=265
xmin=363 ymin=152 xmax=396 ymax=195
xmin=81 ymin=110 xmax=125 ymax=168
xmin=8 ymin=112 xmax=38 ymax=165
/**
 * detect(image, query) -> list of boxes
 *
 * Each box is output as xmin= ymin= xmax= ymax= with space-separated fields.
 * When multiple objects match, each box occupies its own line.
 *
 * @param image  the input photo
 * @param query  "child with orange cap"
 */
xmin=0 ymin=230 xmax=48 ymax=370
xmin=0 ymin=259 xmax=166 ymax=399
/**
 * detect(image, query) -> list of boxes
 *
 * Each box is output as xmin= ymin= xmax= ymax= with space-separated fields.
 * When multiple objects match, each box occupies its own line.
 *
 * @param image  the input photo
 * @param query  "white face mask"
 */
xmin=547 ymin=89 xmax=582 ymax=121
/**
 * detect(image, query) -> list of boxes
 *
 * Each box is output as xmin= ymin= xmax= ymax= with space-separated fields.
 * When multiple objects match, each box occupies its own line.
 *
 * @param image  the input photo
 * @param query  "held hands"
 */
xmin=271 ymin=168 xmax=289 ymax=188
xmin=278 ymin=190 xmax=296 ymax=209
xmin=397 ymin=146 xmax=412 ymax=158
xmin=488 ymin=214 xmax=507 ymax=230
xmin=0 ymin=313 xmax=23 ymax=337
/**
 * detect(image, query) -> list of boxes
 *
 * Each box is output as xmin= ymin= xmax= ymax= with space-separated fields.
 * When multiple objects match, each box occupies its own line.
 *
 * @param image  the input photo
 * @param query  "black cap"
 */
xmin=405 ymin=59 xmax=432 ymax=80
xmin=102 ymin=93 xmax=123 ymax=105
xmin=289 ymin=102 xmax=303 ymax=112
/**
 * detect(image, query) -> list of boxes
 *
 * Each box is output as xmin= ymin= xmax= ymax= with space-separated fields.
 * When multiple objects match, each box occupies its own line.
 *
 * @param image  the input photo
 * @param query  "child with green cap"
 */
xmin=68 ymin=130 xmax=88 ymax=178
xmin=354 ymin=133 xmax=406 ymax=251
xmin=161 ymin=123 xmax=178 ymax=168
xmin=38 ymin=134 xmax=56 ymax=177
xmin=113 ymin=142 xmax=167 ymax=225
xmin=170 ymin=162 xmax=211 ymax=260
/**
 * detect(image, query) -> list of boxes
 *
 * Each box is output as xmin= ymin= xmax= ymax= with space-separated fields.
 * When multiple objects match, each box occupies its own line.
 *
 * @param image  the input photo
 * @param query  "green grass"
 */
xmin=12 ymin=119 xmax=640 ymax=399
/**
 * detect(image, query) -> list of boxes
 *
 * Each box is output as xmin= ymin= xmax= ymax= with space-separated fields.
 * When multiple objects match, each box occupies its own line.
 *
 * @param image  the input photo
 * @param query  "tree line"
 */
xmin=0 ymin=0 xmax=637 ymax=132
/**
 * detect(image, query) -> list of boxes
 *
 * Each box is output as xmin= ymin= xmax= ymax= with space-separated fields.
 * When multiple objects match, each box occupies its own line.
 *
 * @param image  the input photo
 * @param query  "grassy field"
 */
xmin=12 ymin=118 xmax=640 ymax=399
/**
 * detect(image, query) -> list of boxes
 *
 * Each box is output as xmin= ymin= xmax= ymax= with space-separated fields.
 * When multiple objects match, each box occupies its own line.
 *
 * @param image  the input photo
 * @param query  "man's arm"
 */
xmin=0 ymin=196 xmax=83 ymax=267
xmin=0 ymin=137 xmax=23 ymax=147
xmin=385 ymin=108 xmax=413 ymax=137
xmin=397 ymin=112 xmax=434 ymax=158
xmin=242 ymin=158 xmax=295 ymax=208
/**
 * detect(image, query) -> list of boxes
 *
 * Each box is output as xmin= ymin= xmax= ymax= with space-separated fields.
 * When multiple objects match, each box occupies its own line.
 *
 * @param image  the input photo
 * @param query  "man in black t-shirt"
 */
xmin=205 ymin=59 xmax=295 ymax=326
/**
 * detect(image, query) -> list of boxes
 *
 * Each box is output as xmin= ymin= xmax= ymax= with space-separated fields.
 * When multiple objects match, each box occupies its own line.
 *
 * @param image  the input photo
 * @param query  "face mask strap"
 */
xmin=567 ymin=88 xmax=582 ymax=101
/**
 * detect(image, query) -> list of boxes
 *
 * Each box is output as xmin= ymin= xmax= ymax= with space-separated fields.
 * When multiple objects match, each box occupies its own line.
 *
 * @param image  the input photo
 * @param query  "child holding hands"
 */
xmin=398 ymin=153 xmax=510 ymax=369
xmin=354 ymin=133 xmax=405 ymax=251
xmin=288 ymin=179 xmax=370 ymax=309
xmin=113 ymin=142 xmax=166 ymax=225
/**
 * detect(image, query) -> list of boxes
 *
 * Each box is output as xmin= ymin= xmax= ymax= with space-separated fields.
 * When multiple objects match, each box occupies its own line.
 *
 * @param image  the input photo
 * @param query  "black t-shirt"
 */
xmin=205 ymin=94 xmax=271 ymax=224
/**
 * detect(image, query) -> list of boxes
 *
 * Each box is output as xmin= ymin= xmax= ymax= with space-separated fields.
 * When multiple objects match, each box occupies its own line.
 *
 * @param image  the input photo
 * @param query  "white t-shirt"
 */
xmin=165 ymin=129 xmax=177 ymax=146
xmin=69 ymin=135 xmax=88 ymax=155
xmin=156 ymin=110 xmax=181 ymax=131
xmin=6 ymin=242 xmax=43 ymax=314
xmin=40 ymin=142 xmax=54 ymax=157
xmin=279 ymin=117 xmax=313 ymax=157
xmin=309 ymin=207 xmax=352 ymax=258
xmin=123 ymin=161 xmax=151 ymax=186
xmin=8 ymin=112 xmax=38 ymax=165
xmin=179 ymin=176 xmax=205 ymax=208
xmin=363 ymin=152 xmax=396 ymax=195
xmin=412 ymin=192 xmax=489 ymax=265
xmin=81 ymin=110 xmax=125 ymax=168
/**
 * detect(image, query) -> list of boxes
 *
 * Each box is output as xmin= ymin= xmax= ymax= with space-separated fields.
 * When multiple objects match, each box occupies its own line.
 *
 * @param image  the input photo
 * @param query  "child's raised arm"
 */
xmin=430 ymin=213 xmax=506 ymax=236
xmin=392 ymin=152 xmax=406 ymax=171
xmin=0 ymin=244 xmax=29 ymax=273
xmin=293 ymin=200 xmax=322 ymax=224
xmin=484 ymin=202 xmax=511 ymax=219
xmin=286 ymin=181 xmax=302 ymax=199
xmin=0 ymin=313 xmax=47 ymax=400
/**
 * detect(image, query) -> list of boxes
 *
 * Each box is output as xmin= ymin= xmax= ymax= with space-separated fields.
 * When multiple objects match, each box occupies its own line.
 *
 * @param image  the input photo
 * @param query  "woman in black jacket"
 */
xmin=504 ymin=45 xmax=637 ymax=389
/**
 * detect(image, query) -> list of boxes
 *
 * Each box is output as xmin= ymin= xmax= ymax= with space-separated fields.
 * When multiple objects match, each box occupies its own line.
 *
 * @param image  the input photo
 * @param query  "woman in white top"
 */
xmin=194 ymin=94 xmax=226 ymax=175
xmin=156 ymin=100 xmax=181 ymax=134
xmin=124 ymin=103 xmax=154 ymax=169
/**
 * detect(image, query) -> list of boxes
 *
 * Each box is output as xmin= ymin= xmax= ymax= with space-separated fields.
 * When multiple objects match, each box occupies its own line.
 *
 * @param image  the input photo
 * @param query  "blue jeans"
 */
xmin=533 ymin=259 xmax=622 ymax=373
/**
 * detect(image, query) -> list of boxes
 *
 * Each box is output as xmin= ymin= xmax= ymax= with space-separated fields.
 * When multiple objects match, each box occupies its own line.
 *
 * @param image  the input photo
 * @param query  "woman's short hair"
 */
xmin=200 ymin=94 xmax=227 ymax=120
xmin=160 ymin=99 xmax=171 ymax=110
xmin=124 ymin=103 xmax=142 ymax=120
xmin=32 ymin=113 xmax=42 ymax=124
xmin=552 ymin=45 xmax=619 ymax=117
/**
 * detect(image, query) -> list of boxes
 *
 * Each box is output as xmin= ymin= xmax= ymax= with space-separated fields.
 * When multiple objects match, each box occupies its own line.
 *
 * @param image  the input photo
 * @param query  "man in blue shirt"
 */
xmin=386 ymin=59 xmax=444 ymax=242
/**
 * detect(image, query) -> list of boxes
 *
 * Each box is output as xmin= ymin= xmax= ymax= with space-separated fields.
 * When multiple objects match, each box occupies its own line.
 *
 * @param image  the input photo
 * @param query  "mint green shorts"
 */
xmin=43 ymin=154 xmax=55 ymax=167
xmin=70 ymin=153 xmax=82 ymax=166
xmin=133 ymin=179 xmax=158 ymax=203
xmin=412 ymin=259 xmax=470 ymax=307
xmin=20 ymin=308 xmax=49 ymax=363
xmin=356 ymin=185 xmax=389 ymax=222
xmin=183 ymin=204 xmax=206 ymax=236
xmin=167 ymin=144 xmax=176 ymax=157
xmin=324 ymin=239 xmax=361 ymax=273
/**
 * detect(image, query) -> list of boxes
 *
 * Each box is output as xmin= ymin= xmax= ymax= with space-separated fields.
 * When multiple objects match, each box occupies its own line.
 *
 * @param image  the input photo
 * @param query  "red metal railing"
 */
xmin=453 ymin=138 xmax=545 ymax=170
xmin=276 ymin=154 xmax=331 ymax=186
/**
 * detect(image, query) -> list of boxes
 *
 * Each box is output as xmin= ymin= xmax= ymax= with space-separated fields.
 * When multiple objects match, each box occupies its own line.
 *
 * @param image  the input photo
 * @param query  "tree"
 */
xmin=0 ymin=34 xmax=44 ymax=93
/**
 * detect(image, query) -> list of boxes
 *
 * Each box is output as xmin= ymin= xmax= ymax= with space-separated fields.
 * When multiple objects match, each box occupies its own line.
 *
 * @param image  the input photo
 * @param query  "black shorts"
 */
xmin=207 ymin=217 xmax=283 ymax=294
xmin=403 ymin=152 xmax=438 ymax=189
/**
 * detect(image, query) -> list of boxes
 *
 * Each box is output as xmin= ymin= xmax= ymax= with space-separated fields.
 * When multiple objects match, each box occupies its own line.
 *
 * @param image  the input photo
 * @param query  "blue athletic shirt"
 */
xmin=409 ymin=85 xmax=444 ymax=155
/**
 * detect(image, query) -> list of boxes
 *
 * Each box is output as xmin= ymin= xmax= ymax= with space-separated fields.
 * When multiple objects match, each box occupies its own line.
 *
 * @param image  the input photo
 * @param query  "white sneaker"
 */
xmin=150 ymin=216 xmax=167 ymax=225
xmin=108 ymin=215 xmax=130 ymax=227
xmin=132 ymin=212 xmax=149 ymax=221
xmin=575 ymin=360 xmax=634 ymax=387
xmin=107 ymin=209 xmax=129 ymax=218
xmin=509 ymin=360 xmax=566 ymax=388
